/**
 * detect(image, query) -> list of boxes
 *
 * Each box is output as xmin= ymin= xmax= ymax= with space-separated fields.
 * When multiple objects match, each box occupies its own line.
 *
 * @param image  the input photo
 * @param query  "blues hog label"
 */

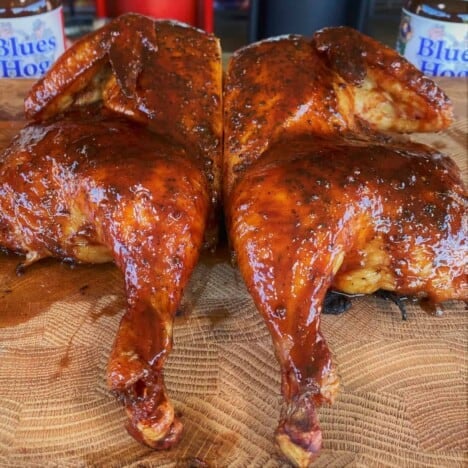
xmin=397 ymin=9 xmax=468 ymax=77
xmin=0 ymin=7 xmax=65 ymax=78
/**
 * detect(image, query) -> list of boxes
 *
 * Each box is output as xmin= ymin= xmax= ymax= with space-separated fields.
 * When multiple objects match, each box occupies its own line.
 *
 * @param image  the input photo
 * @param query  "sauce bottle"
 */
xmin=396 ymin=0 xmax=468 ymax=77
xmin=0 ymin=0 xmax=65 ymax=78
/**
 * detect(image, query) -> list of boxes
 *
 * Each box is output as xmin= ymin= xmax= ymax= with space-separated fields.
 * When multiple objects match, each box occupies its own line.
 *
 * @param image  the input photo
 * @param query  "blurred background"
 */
xmin=63 ymin=0 xmax=403 ymax=50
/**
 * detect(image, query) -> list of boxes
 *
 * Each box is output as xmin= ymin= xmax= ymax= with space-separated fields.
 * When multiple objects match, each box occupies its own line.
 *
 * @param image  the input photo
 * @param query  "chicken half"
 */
xmin=0 ymin=14 xmax=222 ymax=449
xmin=224 ymin=27 xmax=467 ymax=466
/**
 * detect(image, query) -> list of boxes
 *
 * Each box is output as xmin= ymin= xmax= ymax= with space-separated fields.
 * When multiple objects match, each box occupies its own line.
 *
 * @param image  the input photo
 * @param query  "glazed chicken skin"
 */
xmin=224 ymin=27 xmax=466 ymax=466
xmin=0 ymin=14 xmax=222 ymax=449
xmin=25 ymin=13 xmax=223 ymax=225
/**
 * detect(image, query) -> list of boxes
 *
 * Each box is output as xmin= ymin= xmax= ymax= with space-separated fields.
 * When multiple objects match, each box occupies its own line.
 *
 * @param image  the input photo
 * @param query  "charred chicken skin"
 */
xmin=0 ymin=14 xmax=222 ymax=449
xmin=224 ymin=27 xmax=467 ymax=466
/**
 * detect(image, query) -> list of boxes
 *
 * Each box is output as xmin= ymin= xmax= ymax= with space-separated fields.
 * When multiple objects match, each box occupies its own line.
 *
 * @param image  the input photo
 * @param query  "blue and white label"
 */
xmin=396 ymin=9 xmax=468 ymax=77
xmin=0 ymin=7 xmax=65 ymax=78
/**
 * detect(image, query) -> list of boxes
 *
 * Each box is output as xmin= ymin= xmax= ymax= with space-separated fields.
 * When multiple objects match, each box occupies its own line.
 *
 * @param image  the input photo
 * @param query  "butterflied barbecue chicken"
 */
xmin=0 ymin=14 xmax=222 ymax=449
xmin=224 ymin=28 xmax=467 ymax=466
xmin=1 ymin=15 xmax=466 ymax=466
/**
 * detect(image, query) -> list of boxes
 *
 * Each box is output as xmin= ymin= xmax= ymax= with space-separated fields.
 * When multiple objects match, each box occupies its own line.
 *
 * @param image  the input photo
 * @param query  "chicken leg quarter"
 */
xmin=224 ymin=28 xmax=466 ymax=466
xmin=0 ymin=14 xmax=222 ymax=449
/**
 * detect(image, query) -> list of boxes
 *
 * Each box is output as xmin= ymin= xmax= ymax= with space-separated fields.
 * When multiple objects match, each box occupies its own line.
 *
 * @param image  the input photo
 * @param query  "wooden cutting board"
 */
xmin=0 ymin=79 xmax=466 ymax=467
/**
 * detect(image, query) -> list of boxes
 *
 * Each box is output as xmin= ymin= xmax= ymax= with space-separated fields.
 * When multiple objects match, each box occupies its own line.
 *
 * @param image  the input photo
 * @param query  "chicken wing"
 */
xmin=224 ymin=27 xmax=466 ymax=466
xmin=0 ymin=14 xmax=222 ymax=449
